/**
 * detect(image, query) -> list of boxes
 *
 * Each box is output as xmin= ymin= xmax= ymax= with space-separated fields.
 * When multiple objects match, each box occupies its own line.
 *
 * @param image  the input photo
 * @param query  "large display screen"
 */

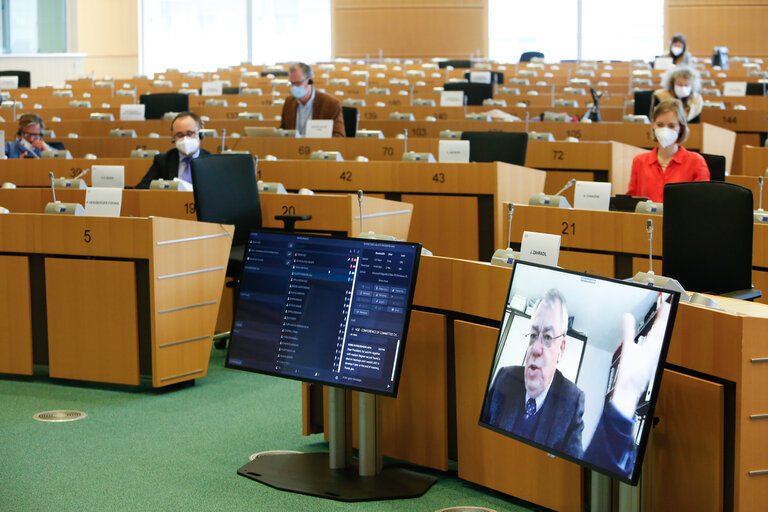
xmin=479 ymin=261 xmax=680 ymax=484
xmin=226 ymin=231 xmax=421 ymax=397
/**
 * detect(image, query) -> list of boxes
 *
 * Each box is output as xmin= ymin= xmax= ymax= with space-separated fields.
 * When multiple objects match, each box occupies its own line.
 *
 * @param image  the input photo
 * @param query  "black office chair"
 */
xmin=140 ymin=93 xmax=190 ymax=119
xmin=342 ymin=106 xmax=358 ymax=137
xmin=746 ymin=83 xmax=767 ymax=96
xmin=463 ymin=70 xmax=504 ymax=85
xmin=222 ymin=87 xmax=242 ymax=95
xmin=460 ymin=131 xmax=528 ymax=166
xmin=663 ymin=181 xmax=760 ymax=300
xmin=438 ymin=59 xmax=472 ymax=69
xmin=0 ymin=70 xmax=31 ymax=88
xmin=443 ymin=82 xmax=493 ymax=106
xmin=633 ymin=90 xmax=656 ymax=118
xmin=700 ymin=153 xmax=726 ymax=181
xmin=519 ymin=52 xmax=544 ymax=63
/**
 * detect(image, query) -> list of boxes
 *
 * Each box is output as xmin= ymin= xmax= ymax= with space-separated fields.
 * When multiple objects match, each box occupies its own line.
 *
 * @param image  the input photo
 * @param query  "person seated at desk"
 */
xmin=667 ymin=33 xmax=692 ymax=66
xmin=627 ymin=99 xmax=709 ymax=202
xmin=135 ymin=111 xmax=210 ymax=189
xmin=653 ymin=65 xmax=702 ymax=123
xmin=5 ymin=113 xmax=54 ymax=158
xmin=280 ymin=62 xmax=345 ymax=137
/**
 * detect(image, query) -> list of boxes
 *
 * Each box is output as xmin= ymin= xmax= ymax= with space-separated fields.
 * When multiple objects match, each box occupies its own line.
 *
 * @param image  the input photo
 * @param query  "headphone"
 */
xmin=170 ymin=111 xmax=204 ymax=141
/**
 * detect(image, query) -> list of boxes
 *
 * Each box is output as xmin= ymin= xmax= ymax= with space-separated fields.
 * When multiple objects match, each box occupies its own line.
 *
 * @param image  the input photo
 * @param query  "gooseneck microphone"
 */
xmin=507 ymin=203 xmax=514 ymax=249
xmin=357 ymin=190 xmax=364 ymax=233
xmin=44 ymin=171 xmax=85 ymax=215
xmin=555 ymin=178 xmax=577 ymax=197
xmin=646 ymin=219 xmax=654 ymax=274
xmin=49 ymin=171 xmax=57 ymax=203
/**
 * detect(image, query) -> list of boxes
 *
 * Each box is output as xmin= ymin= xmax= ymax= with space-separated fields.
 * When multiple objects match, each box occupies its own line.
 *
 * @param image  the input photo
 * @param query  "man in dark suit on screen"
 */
xmin=135 ymin=111 xmax=210 ymax=189
xmin=481 ymin=288 xmax=585 ymax=458
xmin=280 ymin=62 xmax=345 ymax=137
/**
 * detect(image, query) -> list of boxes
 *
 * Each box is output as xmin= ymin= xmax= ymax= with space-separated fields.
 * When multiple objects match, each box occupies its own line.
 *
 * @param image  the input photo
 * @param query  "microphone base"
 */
xmin=529 ymin=193 xmax=571 ymax=208
xmin=491 ymin=248 xmax=519 ymax=268
xmin=632 ymin=271 xmax=689 ymax=301
xmin=44 ymin=201 xmax=85 ymax=215
xmin=53 ymin=178 xmax=87 ymax=189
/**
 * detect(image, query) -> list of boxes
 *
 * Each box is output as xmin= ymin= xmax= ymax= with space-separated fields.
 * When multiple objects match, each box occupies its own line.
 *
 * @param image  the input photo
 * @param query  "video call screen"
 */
xmin=226 ymin=231 xmax=421 ymax=397
xmin=479 ymin=261 xmax=679 ymax=484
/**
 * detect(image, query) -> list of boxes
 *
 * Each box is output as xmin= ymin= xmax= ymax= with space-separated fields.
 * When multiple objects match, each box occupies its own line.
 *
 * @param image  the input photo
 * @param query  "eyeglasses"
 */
xmin=21 ymin=130 xmax=42 ymax=140
xmin=526 ymin=330 xmax=564 ymax=348
xmin=289 ymin=77 xmax=309 ymax=87
xmin=172 ymin=130 xmax=199 ymax=141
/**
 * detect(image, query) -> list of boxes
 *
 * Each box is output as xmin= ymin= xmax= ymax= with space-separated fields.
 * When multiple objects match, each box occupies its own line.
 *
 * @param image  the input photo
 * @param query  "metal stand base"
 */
xmin=237 ymin=452 xmax=436 ymax=502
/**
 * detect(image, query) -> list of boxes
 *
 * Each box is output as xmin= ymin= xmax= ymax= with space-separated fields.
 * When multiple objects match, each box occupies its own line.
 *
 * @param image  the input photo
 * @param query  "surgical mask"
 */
xmin=175 ymin=136 xmax=199 ymax=156
xmin=670 ymin=45 xmax=683 ymax=57
xmin=674 ymin=85 xmax=692 ymax=98
xmin=291 ymin=85 xmax=307 ymax=99
xmin=654 ymin=127 xmax=678 ymax=148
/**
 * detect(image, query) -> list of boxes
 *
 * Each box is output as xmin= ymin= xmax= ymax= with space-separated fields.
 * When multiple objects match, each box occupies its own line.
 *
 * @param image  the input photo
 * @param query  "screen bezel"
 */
xmin=225 ymin=230 xmax=422 ymax=398
xmin=478 ymin=260 xmax=680 ymax=485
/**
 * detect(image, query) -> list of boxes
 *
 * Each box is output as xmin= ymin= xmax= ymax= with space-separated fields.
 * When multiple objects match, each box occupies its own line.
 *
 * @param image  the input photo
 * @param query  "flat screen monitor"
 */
xmin=479 ymin=261 xmax=680 ymax=484
xmin=226 ymin=231 xmax=422 ymax=397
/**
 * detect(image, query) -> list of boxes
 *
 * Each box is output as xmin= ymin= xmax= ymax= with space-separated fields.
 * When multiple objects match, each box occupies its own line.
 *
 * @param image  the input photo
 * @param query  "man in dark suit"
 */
xmin=135 ymin=111 xmax=210 ymax=189
xmin=481 ymin=289 xmax=585 ymax=458
xmin=280 ymin=62 xmax=345 ymax=137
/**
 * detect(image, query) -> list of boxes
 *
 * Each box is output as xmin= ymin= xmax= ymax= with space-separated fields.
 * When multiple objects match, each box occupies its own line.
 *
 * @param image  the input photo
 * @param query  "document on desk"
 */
xmin=201 ymin=81 xmax=224 ymax=96
xmin=440 ymin=90 xmax=465 ymax=107
xmin=438 ymin=140 xmax=470 ymax=163
xmin=85 ymin=188 xmax=123 ymax=217
xmin=120 ymin=104 xmax=145 ymax=121
xmin=92 ymin=165 xmax=125 ymax=189
xmin=305 ymin=119 xmax=333 ymax=138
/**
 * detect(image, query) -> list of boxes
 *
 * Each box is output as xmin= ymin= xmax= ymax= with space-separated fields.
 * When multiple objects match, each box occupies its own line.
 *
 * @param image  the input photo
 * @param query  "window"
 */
xmin=1 ymin=0 xmax=67 ymax=54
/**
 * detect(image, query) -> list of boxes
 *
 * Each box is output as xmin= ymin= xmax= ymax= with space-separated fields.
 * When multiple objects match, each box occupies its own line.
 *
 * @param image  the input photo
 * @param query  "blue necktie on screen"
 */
xmin=524 ymin=398 xmax=536 ymax=420
xmin=182 ymin=156 xmax=193 ymax=182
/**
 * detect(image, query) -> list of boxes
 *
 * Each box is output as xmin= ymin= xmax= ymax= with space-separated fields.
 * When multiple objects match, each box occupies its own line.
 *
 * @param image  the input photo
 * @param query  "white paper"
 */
xmin=305 ymin=119 xmax=333 ymax=138
xmin=520 ymin=231 xmax=561 ymax=266
xmin=91 ymin=165 xmax=125 ymax=189
xmin=201 ymin=81 xmax=223 ymax=96
xmin=0 ymin=130 xmax=5 ymax=153
xmin=653 ymin=57 xmax=674 ymax=71
xmin=438 ymin=140 xmax=470 ymax=163
xmin=723 ymin=81 xmax=747 ymax=97
xmin=120 ymin=104 xmax=145 ymax=121
xmin=84 ymin=188 xmax=123 ymax=217
xmin=0 ymin=76 xmax=19 ymax=89
xmin=440 ymin=90 xmax=465 ymax=107
xmin=573 ymin=181 xmax=611 ymax=211
xmin=469 ymin=71 xmax=492 ymax=84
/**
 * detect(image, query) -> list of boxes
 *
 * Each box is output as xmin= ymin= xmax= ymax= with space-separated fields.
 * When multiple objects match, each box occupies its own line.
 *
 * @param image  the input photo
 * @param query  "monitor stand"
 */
xmin=236 ymin=387 xmax=437 ymax=502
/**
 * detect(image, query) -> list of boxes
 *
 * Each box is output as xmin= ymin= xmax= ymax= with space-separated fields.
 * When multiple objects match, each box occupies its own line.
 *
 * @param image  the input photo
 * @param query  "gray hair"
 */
xmin=289 ymin=62 xmax=313 ymax=80
xmin=535 ymin=288 xmax=569 ymax=336
xmin=661 ymin=65 xmax=701 ymax=94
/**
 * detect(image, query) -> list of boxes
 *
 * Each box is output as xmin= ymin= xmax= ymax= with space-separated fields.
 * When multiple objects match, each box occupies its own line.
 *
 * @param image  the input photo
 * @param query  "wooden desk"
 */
xmin=256 ymin=160 xmax=545 ymax=261
xmin=702 ymin=109 xmax=768 ymax=173
xmin=0 ymin=158 xmax=150 ymax=187
xmin=0 ymin=214 xmax=232 ymax=387
xmin=741 ymin=145 xmax=768 ymax=176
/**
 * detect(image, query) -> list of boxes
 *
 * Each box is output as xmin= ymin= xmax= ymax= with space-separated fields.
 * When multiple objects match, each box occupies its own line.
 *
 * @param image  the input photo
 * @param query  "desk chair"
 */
xmin=700 ymin=153 xmax=726 ymax=181
xmin=140 ymin=93 xmax=190 ymax=119
xmin=443 ymin=82 xmax=493 ymax=106
xmin=438 ymin=59 xmax=472 ymax=69
xmin=463 ymin=70 xmax=504 ymax=85
xmin=519 ymin=51 xmax=544 ymax=63
xmin=342 ymin=106 xmax=358 ymax=137
xmin=460 ymin=131 xmax=528 ymax=166
xmin=746 ymin=83 xmax=767 ymax=96
xmin=0 ymin=70 xmax=30 ymax=88
xmin=633 ymin=90 xmax=656 ymax=118
xmin=663 ymin=181 xmax=761 ymax=300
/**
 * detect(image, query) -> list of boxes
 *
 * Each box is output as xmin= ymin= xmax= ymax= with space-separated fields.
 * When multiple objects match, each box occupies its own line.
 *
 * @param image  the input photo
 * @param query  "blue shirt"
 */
xmin=5 ymin=139 xmax=42 ymax=158
xmin=295 ymin=87 xmax=316 ymax=136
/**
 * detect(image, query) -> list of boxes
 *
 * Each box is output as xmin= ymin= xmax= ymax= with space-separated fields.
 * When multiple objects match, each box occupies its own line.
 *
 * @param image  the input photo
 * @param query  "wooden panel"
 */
xmin=402 ymin=194 xmax=478 ymax=260
xmin=454 ymin=320 xmax=582 ymax=512
xmin=77 ymin=0 xmax=139 ymax=79
xmin=543 ymin=170 xmax=595 ymax=198
xmin=741 ymin=145 xmax=768 ymax=177
xmin=751 ymin=270 xmax=768 ymax=305
xmin=45 ymin=258 xmax=140 ymax=385
xmin=0 ymin=256 xmax=33 ymax=375
xmin=558 ymin=250 xmax=614 ymax=278
xmin=332 ymin=0 xmax=488 ymax=59
xmin=649 ymin=370 xmax=724 ymax=512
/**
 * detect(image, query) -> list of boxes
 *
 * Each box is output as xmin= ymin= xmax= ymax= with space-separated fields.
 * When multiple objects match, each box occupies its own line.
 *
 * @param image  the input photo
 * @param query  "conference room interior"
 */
xmin=2 ymin=2 xmax=768 ymax=511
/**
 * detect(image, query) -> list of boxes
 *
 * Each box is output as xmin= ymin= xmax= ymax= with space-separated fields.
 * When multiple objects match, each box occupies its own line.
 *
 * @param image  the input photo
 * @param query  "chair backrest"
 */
xmin=633 ymin=90 xmax=655 ymax=117
xmin=662 ymin=181 xmax=753 ymax=294
xmin=519 ymin=51 xmax=544 ymax=63
xmin=0 ymin=70 xmax=31 ymax=88
xmin=443 ymin=82 xmax=493 ymax=106
xmin=746 ymin=82 xmax=767 ymax=96
xmin=463 ymin=70 xmax=505 ymax=85
xmin=460 ymin=131 xmax=528 ymax=166
xmin=700 ymin=153 xmax=726 ymax=181
xmin=341 ymin=106 xmax=358 ymax=137
xmin=191 ymin=154 xmax=261 ymax=247
xmin=438 ymin=59 xmax=472 ymax=69
xmin=139 ymin=93 xmax=190 ymax=119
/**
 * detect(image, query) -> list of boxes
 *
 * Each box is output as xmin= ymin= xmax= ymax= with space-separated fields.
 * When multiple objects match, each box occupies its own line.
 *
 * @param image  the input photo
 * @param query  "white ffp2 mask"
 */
xmin=654 ymin=127 xmax=678 ymax=148
xmin=674 ymin=85 xmax=692 ymax=98
xmin=175 ymin=136 xmax=199 ymax=156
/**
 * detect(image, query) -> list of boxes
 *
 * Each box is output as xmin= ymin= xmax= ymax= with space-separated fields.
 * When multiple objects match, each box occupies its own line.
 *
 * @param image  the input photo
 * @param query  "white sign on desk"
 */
xmin=440 ymin=90 xmax=465 ymax=107
xmin=469 ymin=71 xmax=492 ymax=84
xmin=92 ymin=165 xmax=125 ymax=189
xmin=120 ymin=104 xmax=145 ymax=121
xmin=653 ymin=57 xmax=674 ymax=71
xmin=573 ymin=181 xmax=611 ymax=211
xmin=0 ymin=76 xmax=18 ymax=89
xmin=438 ymin=140 xmax=469 ymax=163
xmin=723 ymin=81 xmax=747 ymax=97
xmin=520 ymin=231 xmax=561 ymax=266
xmin=85 ymin=188 xmax=123 ymax=217
xmin=201 ymin=81 xmax=223 ymax=96
xmin=305 ymin=119 xmax=333 ymax=138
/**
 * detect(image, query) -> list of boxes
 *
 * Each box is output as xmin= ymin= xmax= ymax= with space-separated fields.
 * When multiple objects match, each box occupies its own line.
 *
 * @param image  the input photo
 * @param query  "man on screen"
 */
xmin=480 ymin=289 xmax=585 ymax=458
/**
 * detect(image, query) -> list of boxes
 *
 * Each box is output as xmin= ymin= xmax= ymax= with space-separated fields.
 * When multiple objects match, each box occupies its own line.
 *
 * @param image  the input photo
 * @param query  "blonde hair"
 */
xmin=652 ymin=99 xmax=689 ymax=144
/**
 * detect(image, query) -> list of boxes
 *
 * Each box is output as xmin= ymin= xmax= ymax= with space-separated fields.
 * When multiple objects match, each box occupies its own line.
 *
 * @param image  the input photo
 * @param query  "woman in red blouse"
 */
xmin=627 ymin=99 xmax=709 ymax=202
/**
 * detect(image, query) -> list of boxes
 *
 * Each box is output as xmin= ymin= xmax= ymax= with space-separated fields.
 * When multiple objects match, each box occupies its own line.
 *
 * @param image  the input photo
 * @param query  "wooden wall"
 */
xmin=331 ymin=0 xmax=488 ymax=60
xmin=76 ymin=0 xmax=139 ymax=78
xmin=665 ymin=0 xmax=768 ymax=58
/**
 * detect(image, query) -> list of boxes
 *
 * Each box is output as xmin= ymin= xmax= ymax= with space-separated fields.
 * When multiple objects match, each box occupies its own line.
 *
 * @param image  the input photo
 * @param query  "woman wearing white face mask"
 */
xmin=653 ymin=65 xmax=702 ymax=123
xmin=627 ymin=99 xmax=709 ymax=202
xmin=667 ymin=33 xmax=691 ymax=66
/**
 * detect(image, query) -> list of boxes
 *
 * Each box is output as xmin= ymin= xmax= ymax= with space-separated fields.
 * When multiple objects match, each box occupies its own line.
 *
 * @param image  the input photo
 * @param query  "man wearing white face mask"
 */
xmin=135 ymin=111 xmax=211 ymax=189
xmin=279 ymin=62 xmax=345 ymax=137
xmin=653 ymin=65 xmax=703 ymax=123
xmin=627 ymin=99 xmax=709 ymax=202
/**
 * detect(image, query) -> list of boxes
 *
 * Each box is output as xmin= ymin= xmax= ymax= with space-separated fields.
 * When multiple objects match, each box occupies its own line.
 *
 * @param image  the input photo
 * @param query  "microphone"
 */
xmin=646 ymin=219 xmax=654 ymax=274
xmin=755 ymin=176 xmax=768 ymax=223
xmin=631 ymin=217 xmax=689 ymax=301
xmin=44 ymin=171 xmax=85 ymax=215
xmin=529 ymin=179 xmax=575 ymax=208
xmin=73 ymin=168 xmax=90 ymax=180
xmin=491 ymin=202 xmax=520 ymax=267
xmin=507 ymin=203 xmax=514 ymax=249
xmin=357 ymin=190 xmax=364 ymax=233
xmin=555 ymin=178 xmax=577 ymax=196
xmin=19 ymin=138 xmax=40 ymax=159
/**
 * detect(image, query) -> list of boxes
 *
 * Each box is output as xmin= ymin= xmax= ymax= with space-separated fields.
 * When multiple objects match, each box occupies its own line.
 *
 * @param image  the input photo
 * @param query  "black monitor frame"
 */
xmin=479 ymin=260 xmax=680 ymax=485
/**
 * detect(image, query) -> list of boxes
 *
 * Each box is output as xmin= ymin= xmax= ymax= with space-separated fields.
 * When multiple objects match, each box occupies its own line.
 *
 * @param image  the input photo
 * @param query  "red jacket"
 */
xmin=627 ymin=146 xmax=710 ymax=202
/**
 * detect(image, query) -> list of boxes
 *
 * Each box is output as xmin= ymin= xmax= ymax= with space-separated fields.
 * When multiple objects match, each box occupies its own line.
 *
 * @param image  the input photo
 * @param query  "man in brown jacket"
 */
xmin=280 ymin=62 xmax=345 ymax=137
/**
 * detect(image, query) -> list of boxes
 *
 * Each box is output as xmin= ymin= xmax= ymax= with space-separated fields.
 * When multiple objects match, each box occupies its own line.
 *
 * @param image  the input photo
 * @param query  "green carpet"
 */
xmin=0 ymin=349 xmax=534 ymax=512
